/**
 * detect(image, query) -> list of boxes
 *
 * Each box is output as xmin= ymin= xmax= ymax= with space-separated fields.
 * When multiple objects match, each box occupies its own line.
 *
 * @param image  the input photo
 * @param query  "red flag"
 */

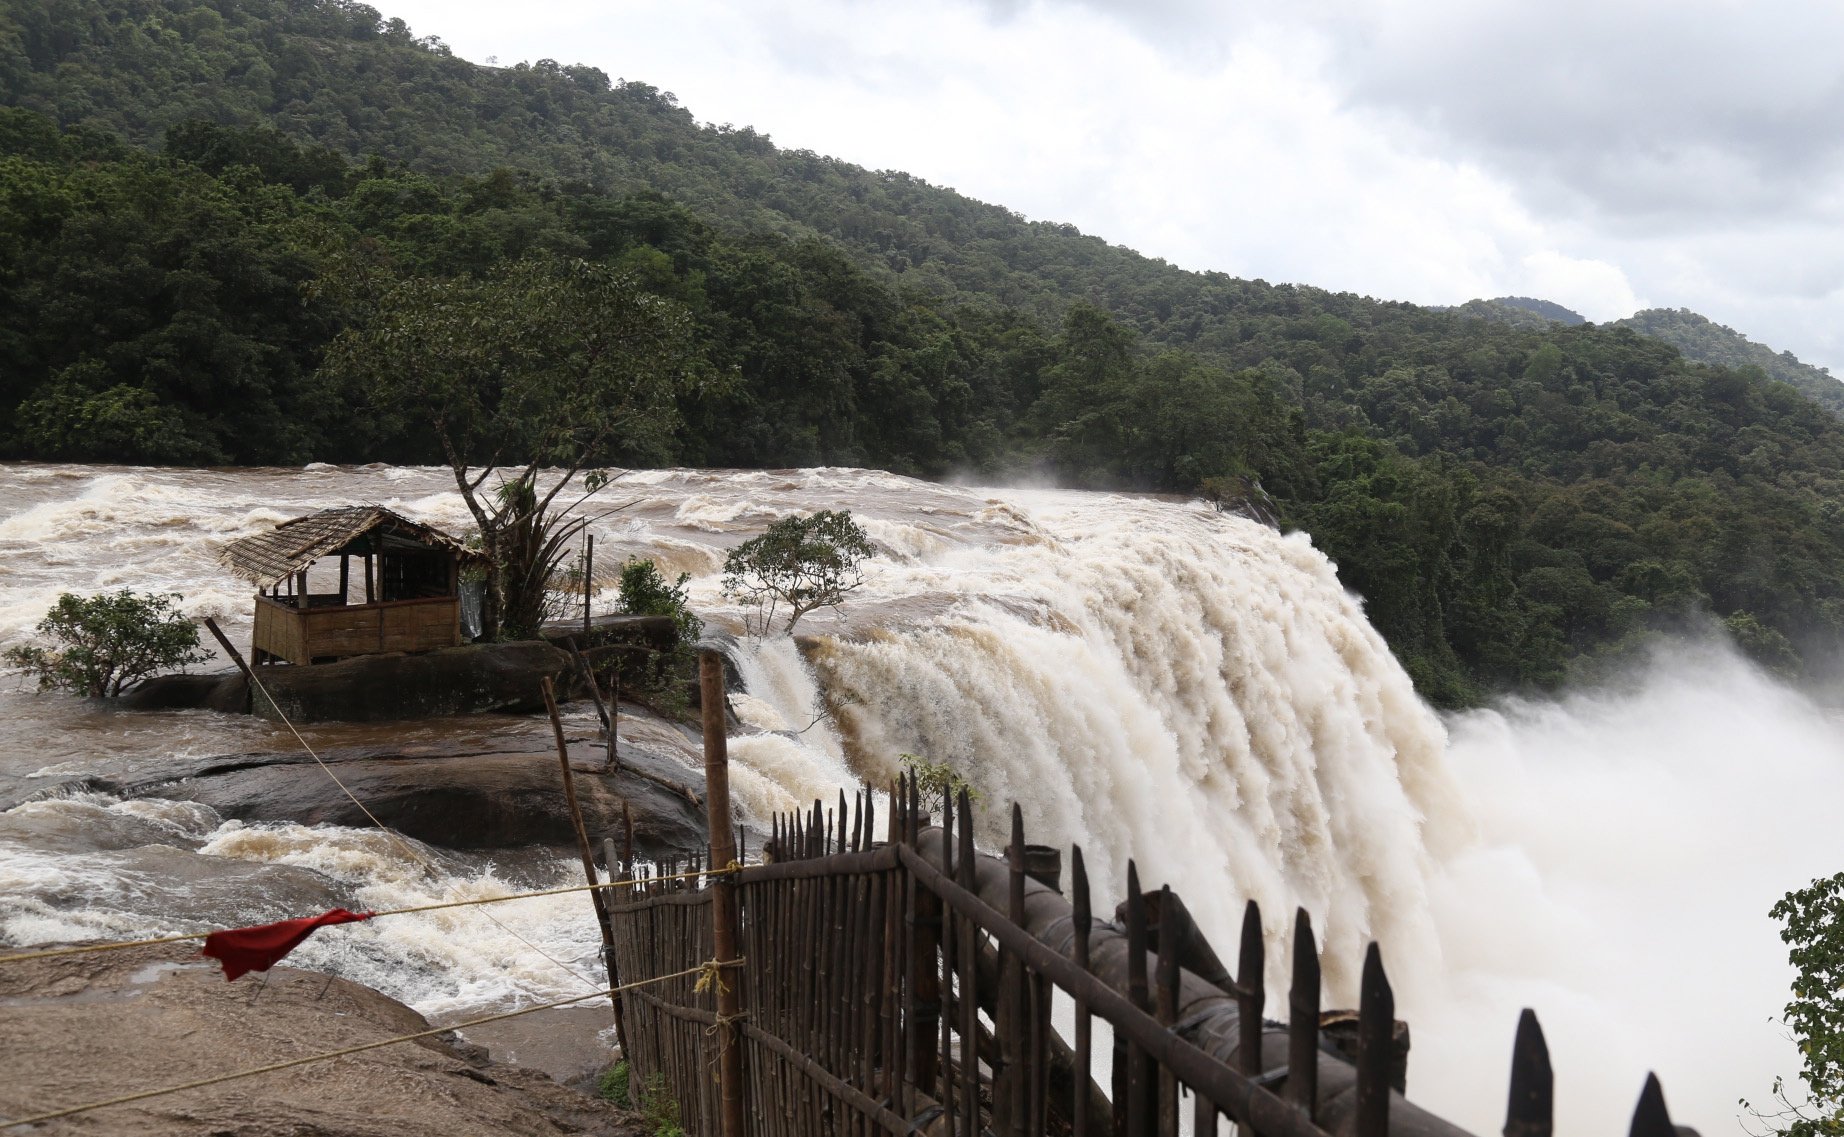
xmin=201 ymin=908 xmax=373 ymax=981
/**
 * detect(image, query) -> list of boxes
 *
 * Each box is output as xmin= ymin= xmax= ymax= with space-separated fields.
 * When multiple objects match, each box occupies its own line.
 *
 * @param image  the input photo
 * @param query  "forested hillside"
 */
xmin=1614 ymin=308 xmax=1844 ymax=419
xmin=7 ymin=0 xmax=1844 ymax=707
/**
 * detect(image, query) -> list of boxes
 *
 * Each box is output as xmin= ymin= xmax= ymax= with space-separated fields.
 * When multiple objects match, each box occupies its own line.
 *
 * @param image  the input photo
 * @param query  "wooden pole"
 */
xmin=583 ymin=534 xmax=594 ymax=636
xmin=202 ymin=616 xmax=255 ymax=714
xmin=541 ymin=676 xmax=630 ymax=1058
xmin=338 ymin=555 xmax=350 ymax=605
xmin=699 ymin=650 xmax=746 ymax=1137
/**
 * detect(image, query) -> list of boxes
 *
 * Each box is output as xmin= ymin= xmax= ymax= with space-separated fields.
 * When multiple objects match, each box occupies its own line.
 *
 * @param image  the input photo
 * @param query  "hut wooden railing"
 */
xmin=605 ymin=652 xmax=1696 ymax=1137
xmin=252 ymin=592 xmax=459 ymax=665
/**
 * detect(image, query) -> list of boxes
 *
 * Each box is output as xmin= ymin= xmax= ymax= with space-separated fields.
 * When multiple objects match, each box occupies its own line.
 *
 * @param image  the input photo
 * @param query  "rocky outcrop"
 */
xmin=118 ymin=670 xmax=242 ymax=712
xmin=0 ymin=942 xmax=643 ymax=1137
xmin=118 ymin=620 xmax=707 ymax=725
xmin=18 ymin=722 xmax=710 ymax=856
xmin=250 ymin=641 xmax=572 ymax=724
xmin=117 ymin=641 xmax=582 ymax=724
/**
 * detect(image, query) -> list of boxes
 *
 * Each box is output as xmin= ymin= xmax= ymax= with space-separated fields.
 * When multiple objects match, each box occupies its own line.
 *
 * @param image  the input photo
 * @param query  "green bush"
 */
xmin=901 ymin=753 xmax=981 ymax=811
xmin=596 ymin=1060 xmax=630 ymax=1106
xmin=618 ymin=558 xmax=703 ymax=642
xmin=638 ymin=1071 xmax=684 ymax=1137
xmin=3 ymin=591 xmax=207 ymax=697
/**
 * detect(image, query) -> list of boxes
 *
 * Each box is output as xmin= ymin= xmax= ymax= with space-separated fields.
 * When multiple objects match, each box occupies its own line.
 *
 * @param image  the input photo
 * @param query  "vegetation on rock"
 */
xmin=2 ymin=590 xmax=207 ymax=697
xmin=722 ymin=512 xmax=874 ymax=635
xmin=618 ymin=558 xmax=702 ymax=644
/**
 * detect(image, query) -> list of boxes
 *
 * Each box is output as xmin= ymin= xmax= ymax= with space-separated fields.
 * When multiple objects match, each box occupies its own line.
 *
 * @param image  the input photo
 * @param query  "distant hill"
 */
xmin=1450 ymin=298 xmax=1844 ymax=419
xmin=1614 ymin=308 xmax=1844 ymax=419
xmin=1454 ymin=296 xmax=1588 ymax=327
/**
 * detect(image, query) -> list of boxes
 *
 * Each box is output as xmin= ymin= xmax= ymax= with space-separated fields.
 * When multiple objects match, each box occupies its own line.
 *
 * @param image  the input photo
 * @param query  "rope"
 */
xmin=0 ymin=959 xmax=741 ymax=1131
xmin=0 ymin=864 xmax=743 ymax=967
xmin=243 ymin=665 xmax=600 ymax=992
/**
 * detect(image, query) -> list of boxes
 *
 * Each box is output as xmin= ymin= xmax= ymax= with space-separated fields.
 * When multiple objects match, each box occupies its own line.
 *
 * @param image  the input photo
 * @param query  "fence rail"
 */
xmin=606 ymin=652 xmax=1697 ymax=1137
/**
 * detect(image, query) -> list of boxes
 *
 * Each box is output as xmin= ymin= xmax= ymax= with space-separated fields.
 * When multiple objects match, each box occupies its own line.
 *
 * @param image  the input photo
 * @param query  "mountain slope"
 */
xmin=1615 ymin=307 xmax=1844 ymax=419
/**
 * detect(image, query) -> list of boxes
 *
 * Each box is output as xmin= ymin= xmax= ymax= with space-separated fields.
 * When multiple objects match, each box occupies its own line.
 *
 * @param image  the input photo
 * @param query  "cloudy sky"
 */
xmin=382 ymin=0 xmax=1844 ymax=374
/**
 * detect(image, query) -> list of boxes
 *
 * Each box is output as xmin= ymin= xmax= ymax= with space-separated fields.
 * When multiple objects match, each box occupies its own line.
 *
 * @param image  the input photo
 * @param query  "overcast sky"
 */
xmin=380 ymin=0 xmax=1844 ymax=375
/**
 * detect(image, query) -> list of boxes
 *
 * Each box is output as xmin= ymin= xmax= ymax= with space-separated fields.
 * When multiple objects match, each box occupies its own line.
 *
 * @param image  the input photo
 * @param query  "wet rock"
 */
xmin=250 ymin=641 xmax=571 ymax=724
xmin=98 ymin=727 xmax=709 ymax=855
xmin=540 ymin=614 xmax=677 ymax=652
xmin=118 ymin=671 xmax=236 ymax=712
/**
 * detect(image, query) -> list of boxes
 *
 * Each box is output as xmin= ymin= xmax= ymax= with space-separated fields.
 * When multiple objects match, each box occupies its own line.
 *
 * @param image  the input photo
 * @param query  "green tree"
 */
xmin=3 ymin=591 xmax=207 ymax=697
xmin=722 ymin=511 xmax=874 ymax=634
xmin=1748 ymin=872 xmax=1844 ymax=1135
xmin=318 ymin=255 xmax=700 ymax=637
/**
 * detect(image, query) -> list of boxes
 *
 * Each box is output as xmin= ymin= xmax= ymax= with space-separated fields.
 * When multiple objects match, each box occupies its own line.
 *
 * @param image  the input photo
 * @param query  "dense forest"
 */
xmin=7 ymin=0 xmax=1844 ymax=707
xmin=1615 ymin=307 xmax=1844 ymax=419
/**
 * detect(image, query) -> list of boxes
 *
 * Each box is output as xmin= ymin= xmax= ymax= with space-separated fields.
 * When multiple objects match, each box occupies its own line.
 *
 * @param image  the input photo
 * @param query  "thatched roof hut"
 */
xmin=220 ymin=507 xmax=482 ymax=667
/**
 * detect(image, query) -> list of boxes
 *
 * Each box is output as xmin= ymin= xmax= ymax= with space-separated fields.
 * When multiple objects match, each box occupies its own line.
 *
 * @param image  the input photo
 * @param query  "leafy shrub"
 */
xmin=901 ymin=753 xmax=981 ymax=810
xmin=721 ymin=511 xmax=873 ymax=634
xmin=618 ymin=557 xmax=703 ymax=642
xmin=596 ymin=1060 xmax=630 ymax=1106
xmin=3 ymin=591 xmax=207 ymax=697
xmin=637 ymin=1071 xmax=684 ymax=1137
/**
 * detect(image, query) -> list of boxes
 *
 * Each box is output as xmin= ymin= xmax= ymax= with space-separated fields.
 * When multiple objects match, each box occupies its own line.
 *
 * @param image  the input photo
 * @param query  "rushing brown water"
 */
xmin=1 ymin=461 xmax=1835 ymax=1133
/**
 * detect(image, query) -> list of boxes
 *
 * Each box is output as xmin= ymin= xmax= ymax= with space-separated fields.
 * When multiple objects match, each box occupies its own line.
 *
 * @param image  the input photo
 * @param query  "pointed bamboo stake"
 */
xmin=1504 ymin=1009 xmax=1553 ymax=1137
xmin=1354 ymin=943 xmax=1394 ymax=1137
xmin=1287 ymin=908 xmax=1320 ymax=1119
xmin=1238 ymin=900 xmax=1265 ymax=1077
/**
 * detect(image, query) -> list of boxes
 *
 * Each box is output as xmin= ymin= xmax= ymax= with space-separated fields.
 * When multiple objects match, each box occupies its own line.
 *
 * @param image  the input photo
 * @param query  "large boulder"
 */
xmin=249 ymin=641 xmax=571 ymax=724
xmin=117 ymin=735 xmax=708 ymax=853
xmin=117 ymin=670 xmax=251 ymax=713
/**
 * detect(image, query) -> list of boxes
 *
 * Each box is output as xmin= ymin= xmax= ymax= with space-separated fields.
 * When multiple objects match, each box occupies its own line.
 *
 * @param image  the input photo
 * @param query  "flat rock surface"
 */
xmin=444 ymin=1005 xmax=619 ymax=1088
xmin=10 ymin=715 xmax=710 ymax=855
xmin=0 ymin=942 xmax=641 ymax=1136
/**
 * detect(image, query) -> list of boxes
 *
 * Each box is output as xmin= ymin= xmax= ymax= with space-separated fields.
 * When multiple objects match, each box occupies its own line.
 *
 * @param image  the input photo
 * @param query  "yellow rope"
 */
xmin=0 ymin=959 xmax=741 ymax=1130
xmin=0 ymin=864 xmax=743 ymax=967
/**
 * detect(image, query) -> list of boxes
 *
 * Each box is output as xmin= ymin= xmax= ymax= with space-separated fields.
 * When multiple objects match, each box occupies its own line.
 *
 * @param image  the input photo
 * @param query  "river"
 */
xmin=0 ymin=461 xmax=1835 ymax=1134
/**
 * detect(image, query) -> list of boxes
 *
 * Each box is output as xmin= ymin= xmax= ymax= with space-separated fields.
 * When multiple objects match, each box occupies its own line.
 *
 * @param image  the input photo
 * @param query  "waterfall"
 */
xmin=1 ymin=463 xmax=1822 ymax=1133
xmin=719 ymin=490 xmax=1473 ymax=1006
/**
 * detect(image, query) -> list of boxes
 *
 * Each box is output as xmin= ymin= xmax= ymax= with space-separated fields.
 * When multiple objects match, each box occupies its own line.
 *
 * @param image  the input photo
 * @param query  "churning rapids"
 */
xmin=1 ymin=462 xmax=1837 ymax=1135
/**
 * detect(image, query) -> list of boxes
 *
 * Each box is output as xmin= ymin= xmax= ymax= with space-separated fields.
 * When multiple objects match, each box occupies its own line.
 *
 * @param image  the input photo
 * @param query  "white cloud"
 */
xmin=378 ymin=0 xmax=1844 ymax=374
xmin=1514 ymin=252 xmax=1641 ymax=323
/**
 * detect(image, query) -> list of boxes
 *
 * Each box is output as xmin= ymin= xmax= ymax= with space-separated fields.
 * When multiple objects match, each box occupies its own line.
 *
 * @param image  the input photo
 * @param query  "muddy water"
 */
xmin=3 ymin=462 xmax=1807 ymax=1134
xmin=0 ymin=463 xmax=1148 ymax=1016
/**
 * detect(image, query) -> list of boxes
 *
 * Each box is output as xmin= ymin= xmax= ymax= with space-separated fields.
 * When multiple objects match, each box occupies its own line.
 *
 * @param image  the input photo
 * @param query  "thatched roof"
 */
xmin=218 ymin=506 xmax=476 ymax=588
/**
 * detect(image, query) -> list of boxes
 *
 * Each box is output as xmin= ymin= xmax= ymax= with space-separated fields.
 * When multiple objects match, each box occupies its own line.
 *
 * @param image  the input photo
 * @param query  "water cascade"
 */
xmin=0 ymin=463 xmax=1829 ymax=1133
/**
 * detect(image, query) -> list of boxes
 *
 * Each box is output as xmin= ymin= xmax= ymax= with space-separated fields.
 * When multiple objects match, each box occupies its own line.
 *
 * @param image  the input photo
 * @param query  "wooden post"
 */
xmin=338 ymin=555 xmax=350 ymax=605
xmin=700 ymin=650 xmax=746 ymax=1137
xmin=1354 ymin=943 xmax=1394 ymax=1137
xmin=583 ymin=533 xmax=594 ymax=636
xmin=364 ymin=554 xmax=374 ymax=604
xmin=541 ymin=676 xmax=630 ymax=1058
xmin=1288 ymin=909 xmax=1321 ymax=1120
xmin=202 ymin=616 xmax=255 ymax=714
xmin=1238 ymin=900 xmax=1265 ymax=1077
xmin=1503 ymin=1009 xmax=1552 ymax=1137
